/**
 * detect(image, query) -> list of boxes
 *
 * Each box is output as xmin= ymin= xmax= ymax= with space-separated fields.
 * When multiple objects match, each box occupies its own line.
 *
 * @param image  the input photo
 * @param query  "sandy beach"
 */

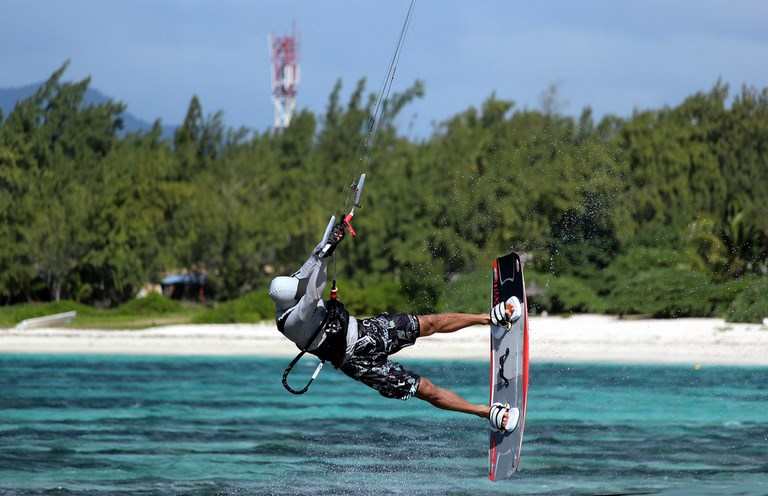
xmin=1 ymin=315 xmax=766 ymax=366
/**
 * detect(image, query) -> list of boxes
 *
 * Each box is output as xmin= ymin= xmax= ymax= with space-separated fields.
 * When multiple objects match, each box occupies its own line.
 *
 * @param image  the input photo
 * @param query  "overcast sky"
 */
xmin=2 ymin=1 xmax=768 ymax=135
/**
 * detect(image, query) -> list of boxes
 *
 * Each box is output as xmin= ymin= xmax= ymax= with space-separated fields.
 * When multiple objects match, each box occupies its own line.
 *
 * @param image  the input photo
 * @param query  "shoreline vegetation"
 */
xmin=1 ymin=315 xmax=766 ymax=366
xmin=1 ymin=293 xmax=766 ymax=366
xmin=0 ymin=292 xmax=273 ymax=329
xmin=1 ymin=64 xmax=767 ymax=326
xmin=1 ymin=284 xmax=766 ymax=332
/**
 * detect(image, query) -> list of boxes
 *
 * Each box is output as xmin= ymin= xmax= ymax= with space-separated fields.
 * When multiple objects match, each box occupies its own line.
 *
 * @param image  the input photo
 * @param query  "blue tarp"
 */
xmin=161 ymin=273 xmax=206 ymax=285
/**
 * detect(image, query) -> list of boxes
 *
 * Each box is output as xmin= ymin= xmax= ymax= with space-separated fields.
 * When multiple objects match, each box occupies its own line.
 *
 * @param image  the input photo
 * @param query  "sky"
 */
xmin=2 ymin=0 xmax=768 ymax=136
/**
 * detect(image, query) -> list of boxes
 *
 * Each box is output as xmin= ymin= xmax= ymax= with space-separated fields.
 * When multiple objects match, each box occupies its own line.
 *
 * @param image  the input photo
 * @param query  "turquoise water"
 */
xmin=0 ymin=354 xmax=766 ymax=495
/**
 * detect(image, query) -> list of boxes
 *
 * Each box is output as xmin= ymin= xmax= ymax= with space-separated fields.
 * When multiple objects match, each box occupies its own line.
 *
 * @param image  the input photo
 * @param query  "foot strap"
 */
xmin=488 ymin=402 xmax=520 ymax=432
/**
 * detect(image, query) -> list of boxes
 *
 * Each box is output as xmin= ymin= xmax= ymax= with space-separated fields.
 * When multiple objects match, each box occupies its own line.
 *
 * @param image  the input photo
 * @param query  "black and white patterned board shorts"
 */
xmin=340 ymin=313 xmax=421 ymax=400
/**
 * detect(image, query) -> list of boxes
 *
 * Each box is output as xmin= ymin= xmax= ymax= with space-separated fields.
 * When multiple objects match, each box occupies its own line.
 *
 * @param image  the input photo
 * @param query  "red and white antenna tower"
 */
xmin=268 ymin=25 xmax=300 ymax=129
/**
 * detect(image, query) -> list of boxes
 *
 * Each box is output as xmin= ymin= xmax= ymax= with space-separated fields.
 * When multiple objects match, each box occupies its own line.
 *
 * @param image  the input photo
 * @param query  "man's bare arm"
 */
xmin=417 ymin=313 xmax=489 ymax=337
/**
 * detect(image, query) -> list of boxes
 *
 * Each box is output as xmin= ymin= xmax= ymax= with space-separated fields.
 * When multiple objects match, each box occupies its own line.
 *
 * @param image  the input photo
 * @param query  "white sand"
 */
xmin=1 ymin=315 xmax=766 ymax=366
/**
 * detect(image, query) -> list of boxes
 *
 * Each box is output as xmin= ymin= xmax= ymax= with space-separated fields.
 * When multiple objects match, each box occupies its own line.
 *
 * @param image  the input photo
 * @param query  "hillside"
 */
xmin=0 ymin=82 xmax=176 ymax=138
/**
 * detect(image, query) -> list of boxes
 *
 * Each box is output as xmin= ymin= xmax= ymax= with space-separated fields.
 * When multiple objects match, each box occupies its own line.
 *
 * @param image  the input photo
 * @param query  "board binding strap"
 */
xmin=488 ymin=251 xmax=530 ymax=481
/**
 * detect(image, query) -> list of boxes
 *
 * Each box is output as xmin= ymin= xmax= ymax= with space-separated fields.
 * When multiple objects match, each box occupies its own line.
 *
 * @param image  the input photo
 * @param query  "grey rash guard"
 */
xmin=276 ymin=243 xmax=359 ymax=361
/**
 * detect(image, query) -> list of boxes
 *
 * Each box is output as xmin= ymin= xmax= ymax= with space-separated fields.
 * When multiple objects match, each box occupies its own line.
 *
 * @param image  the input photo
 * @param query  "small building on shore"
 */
xmin=161 ymin=272 xmax=209 ymax=303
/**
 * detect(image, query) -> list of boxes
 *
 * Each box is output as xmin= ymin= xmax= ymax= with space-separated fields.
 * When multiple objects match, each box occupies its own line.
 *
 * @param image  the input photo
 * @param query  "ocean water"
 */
xmin=0 ymin=354 xmax=766 ymax=496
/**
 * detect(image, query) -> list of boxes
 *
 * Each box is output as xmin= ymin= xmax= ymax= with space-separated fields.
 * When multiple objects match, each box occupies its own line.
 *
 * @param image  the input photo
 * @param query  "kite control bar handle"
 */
xmin=342 ymin=173 xmax=365 ymax=238
xmin=343 ymin=213 xmax=357 ymax=237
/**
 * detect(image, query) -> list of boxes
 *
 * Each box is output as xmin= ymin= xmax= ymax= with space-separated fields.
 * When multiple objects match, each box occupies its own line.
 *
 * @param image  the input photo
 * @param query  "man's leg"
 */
xmin=416 ymin=376 xmax=494 ymax=419
xmin=412 ymin=321 xmax=513 ymax=426
xmin=417 ymin=313 xmax=489 ymax=337
xmin=342 ymin=314 xmax=510 ymax=426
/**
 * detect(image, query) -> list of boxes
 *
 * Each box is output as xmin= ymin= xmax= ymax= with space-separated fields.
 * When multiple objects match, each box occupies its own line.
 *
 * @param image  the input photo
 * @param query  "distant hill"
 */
xmin=0 ymin=82 xmax=176 ymax=139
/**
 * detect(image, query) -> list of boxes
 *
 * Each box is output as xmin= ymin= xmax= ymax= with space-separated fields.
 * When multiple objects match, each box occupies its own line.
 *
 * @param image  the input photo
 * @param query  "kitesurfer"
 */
xmin=269 ymin=223 xmax=523 ymax=432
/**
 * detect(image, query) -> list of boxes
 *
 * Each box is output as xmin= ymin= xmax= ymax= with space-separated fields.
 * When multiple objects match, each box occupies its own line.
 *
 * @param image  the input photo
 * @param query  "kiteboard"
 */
xmin=488 ymin=251 xmax=529 ymax=480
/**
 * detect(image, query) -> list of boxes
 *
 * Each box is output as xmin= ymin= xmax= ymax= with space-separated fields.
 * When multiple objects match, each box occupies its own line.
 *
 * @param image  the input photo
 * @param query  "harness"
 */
xmin=312 ymin=298 xmax=349 ymax=367
xmin=280 ymin=295 xmax=350 ymax=394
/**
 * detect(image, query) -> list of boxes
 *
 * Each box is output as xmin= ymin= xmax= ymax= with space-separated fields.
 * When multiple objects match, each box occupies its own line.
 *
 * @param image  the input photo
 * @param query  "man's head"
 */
xmin=269 ymin=276 xmax=300 ymax=310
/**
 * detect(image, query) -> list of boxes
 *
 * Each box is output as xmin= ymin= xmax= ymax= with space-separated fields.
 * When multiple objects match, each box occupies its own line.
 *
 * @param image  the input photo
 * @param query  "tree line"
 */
xmin=1 ymin=63 xmax=766 ymax=321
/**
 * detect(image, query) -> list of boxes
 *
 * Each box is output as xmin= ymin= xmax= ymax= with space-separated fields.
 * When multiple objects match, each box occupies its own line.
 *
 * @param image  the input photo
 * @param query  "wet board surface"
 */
xmin=488 ymin=252 xmax=529 ymax=480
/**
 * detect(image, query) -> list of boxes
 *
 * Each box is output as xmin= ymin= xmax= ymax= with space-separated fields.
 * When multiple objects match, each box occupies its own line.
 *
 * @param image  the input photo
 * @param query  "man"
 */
xmin=269 ymin=223 xmax=522 ymax=432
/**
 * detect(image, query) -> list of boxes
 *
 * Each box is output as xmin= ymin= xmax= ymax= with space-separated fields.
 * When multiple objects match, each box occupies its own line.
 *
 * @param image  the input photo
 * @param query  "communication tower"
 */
xmin=268 ymin=26 xmax=300 ymax=129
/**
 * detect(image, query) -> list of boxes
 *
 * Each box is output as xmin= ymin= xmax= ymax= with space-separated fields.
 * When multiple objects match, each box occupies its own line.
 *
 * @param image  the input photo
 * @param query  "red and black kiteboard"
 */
xmin=488 ymin=251 xmax=530 ymax=480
